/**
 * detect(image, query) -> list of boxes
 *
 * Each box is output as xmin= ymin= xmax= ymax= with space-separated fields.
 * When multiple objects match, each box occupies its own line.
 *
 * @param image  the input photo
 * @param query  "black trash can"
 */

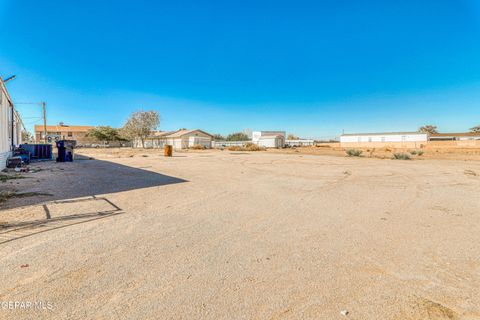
xmin=56 ymin=140 xmax=76 ymax=162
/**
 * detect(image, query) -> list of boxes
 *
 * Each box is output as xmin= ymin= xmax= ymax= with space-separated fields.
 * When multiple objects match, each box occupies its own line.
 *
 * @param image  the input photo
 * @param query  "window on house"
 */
xmin=68 ymin=131 xmax=73 ymax=137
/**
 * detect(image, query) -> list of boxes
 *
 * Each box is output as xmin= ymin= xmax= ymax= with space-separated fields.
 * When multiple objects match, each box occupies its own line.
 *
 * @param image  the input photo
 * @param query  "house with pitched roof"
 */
xmin=134 ymin=129 xmax=213 ymax=149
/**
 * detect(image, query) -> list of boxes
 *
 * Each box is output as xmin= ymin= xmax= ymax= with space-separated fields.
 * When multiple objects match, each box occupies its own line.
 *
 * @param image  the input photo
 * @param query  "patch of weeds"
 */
xmin=190 ymin=144 xmax=206 ymax=150
xmin=410 ymin=150 xmax=424 ymax=156
xmin=227 ymin=143 xmax=266 ymax=151
xmin=0 ymin=191 xmax=53 ymax=203
xmin=393 ymin=152 xmax=411 ymax=160
xmin=346 ymin=149 xmax=362 ymax=157
xmin=464 ymin=169 xmax=477 ymax=176
xmin=343 ymin=170 xmax=351 ymax=176
xmin=0 ymin=174 xmax=26 ymax=183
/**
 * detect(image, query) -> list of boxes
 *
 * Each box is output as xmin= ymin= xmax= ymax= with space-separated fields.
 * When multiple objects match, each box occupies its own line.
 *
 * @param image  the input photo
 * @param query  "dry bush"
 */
xmin=227 ymin=146 xmax=243 ymax=151
xmin=393 ymin=152 xmax=411 ymax=160
xmin=227 ymin=143 xmax=265 ymax=151
xmin=346 ymin=149 xmax=362 ymax=157
xmin=190 ymin=144 xmax=206 ymax=150
xmin=244 ymin=142 xmax=264 ymax=151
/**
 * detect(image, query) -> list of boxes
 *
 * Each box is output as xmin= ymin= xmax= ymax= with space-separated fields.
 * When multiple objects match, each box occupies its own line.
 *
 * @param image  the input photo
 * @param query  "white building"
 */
xmin=429 ymin=133 xmax=480 ymax=141
xmin=134 ymin=129 xmax=213 ymax=150
xmin=340 ymin=132 xmax=428 ymax=148
xmin=0 ymin=77 xmax=23 ymax=170
xmin=252 ymin=131 xmax=286 ymax=148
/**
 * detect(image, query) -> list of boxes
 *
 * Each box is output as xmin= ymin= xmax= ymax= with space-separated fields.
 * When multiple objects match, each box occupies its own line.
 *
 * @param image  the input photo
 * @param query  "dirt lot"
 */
xmin=1 ymin=149 xmax=479 ymax=319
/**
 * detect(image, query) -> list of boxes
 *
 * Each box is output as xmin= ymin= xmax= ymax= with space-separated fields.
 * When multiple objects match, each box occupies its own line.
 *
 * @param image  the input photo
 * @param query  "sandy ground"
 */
xmin=0 ymin=149 xmax=479 ymax=319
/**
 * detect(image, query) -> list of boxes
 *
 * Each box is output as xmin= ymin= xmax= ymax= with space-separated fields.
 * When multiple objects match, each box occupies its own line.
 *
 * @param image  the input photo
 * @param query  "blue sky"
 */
xmin=1 ymin=0 xmax=479 ymax=138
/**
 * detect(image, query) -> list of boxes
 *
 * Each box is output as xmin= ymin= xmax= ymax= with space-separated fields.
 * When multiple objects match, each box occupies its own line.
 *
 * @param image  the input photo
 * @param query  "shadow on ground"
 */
xmin=0 ymin=196 xmax=124 ymax=244
xmin=0 ymin=156 xmax=187 ymax=210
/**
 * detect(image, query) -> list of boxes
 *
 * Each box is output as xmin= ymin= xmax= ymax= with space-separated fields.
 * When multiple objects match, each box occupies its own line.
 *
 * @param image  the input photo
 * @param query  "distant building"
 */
xmin=285 ymin=139 xmax=315 ymax=147
xmin=34 ymin=124 xmax=95 ymax=145
xmin=134 ymin=129 xmax=213 ymax=150
xmin=429 ymin=132 xmax=480 ymax=141
xmin=0 ymin=77 xmax=23 ymax=170
xmin=252 ymin=131 xmax=286 ymax=148
xmin=340 ymin=132 xmax=428 ymax=148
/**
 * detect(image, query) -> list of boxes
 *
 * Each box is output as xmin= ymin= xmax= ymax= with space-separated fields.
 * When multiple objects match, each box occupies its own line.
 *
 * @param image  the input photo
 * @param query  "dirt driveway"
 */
xmin=1 ymin=150 xmax=479 ymax=319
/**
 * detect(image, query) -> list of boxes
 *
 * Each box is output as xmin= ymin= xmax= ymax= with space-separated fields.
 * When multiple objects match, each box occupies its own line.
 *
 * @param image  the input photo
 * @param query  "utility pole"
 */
xmin=42 ymin=102 xmax=47 ymax=143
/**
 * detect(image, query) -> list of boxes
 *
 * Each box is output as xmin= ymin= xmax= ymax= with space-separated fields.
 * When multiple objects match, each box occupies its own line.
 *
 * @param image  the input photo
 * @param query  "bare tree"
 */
xmin=470 ymin=125 xmax=480 ymax=133
xmin=418 ymin=125 xmax=438 ymax=134
xmin=122 ymin=110 xmax=160 ymax=148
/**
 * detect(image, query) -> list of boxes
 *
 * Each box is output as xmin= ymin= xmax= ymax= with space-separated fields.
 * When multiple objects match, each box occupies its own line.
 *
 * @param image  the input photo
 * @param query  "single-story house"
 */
xmin=252 ymin=131 xmax=286 ymax=148
xmin=134 ymin=129 xmax=213 ymax=150
xmin=0 ymin=77 xmax=23 ymax=170
xmin=340 ymin=132 xmax=428 ymax=148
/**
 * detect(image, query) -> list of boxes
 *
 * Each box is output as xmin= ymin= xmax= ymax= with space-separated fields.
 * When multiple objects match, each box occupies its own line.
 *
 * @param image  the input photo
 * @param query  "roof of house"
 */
xmin=165 ymin=129 xmax=213 ymax=138
xmin=341 ymin=132 xmax=425 ymax=136
xmin=146 ymin=129 xmax=213 ymax=139
xmin=430 ymin=132 xmax=480 ymax=137
xmin=152 ymin=131 xmax=176 ymax=137
xmin=34 ymin=125 xmax=95 ymax=132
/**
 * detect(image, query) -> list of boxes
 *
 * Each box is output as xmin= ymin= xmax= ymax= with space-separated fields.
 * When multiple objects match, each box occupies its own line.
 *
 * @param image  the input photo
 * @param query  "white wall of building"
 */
xmin=0 ymin=79 xmax=22 ymax=170
xmin=252 ymin=131 xmax=285 ymax=142
xmin=340 ymin=133 xmax=428 ymax=143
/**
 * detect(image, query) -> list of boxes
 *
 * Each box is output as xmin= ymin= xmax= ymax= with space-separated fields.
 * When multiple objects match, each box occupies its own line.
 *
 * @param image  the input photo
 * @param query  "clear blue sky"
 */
xmin=1 ymin=0 xmax=479 ymax=138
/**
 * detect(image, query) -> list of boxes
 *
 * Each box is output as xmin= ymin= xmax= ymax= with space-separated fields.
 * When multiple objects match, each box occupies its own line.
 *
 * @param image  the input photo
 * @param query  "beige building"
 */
xmin=134 ymin=129 xmax=213 ymax=149
xmin=35 ymin=124 xmax=95 ymax=145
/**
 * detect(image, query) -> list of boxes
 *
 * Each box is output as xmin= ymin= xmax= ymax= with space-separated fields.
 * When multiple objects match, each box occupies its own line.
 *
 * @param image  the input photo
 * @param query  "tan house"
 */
xmin=134 ymin=129 xmax=213 ymax=149
xmin=34 ymin=124 xmax=95 ymax=145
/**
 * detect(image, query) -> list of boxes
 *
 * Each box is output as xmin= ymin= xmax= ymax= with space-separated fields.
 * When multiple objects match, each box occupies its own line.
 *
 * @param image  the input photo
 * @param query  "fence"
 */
xmin=212 ymin=141 xmax=250 ymax=148
xmin=285 ymin=139 xmax=315 ymax=147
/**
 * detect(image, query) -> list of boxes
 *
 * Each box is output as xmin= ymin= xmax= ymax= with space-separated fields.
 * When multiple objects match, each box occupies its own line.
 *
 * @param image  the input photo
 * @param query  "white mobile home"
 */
xmin=134 ymin=129 xmax=213 ymax=150
xmin=0 ymin=77 xmax=23 ymax=170
xmin=340 ymin=132 xmax=427 ymax=148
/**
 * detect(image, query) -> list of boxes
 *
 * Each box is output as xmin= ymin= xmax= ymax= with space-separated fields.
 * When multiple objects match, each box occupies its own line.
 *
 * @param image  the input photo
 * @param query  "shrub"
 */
xmin=346 ymin=149 xmax=362 ymax=157
xmin=244 ymin=142 xmax=263 ymax=151
xmin=393 ymin=152 xmax=411 ymax=160
xmin=227 ymin=146 xmax=243 ymax=151
xmin=409 ymin=150 xmax=424 ymax=156
xmin=190 ymin=144 xmax=206 ymax=150
xmin=227 ymin=143 xmax=265 ymax=152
